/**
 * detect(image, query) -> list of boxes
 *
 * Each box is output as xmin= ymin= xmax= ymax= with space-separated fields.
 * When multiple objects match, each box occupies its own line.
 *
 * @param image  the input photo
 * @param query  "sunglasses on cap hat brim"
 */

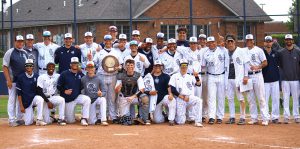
xmin=25 ymin=64 xmax=34 ymax=67
xmin=180 ymin=63 xmax=188 ymax=67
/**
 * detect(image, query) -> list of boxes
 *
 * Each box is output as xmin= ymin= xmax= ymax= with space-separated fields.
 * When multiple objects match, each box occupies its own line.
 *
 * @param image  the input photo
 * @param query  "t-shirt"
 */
xmin=152 ymin=73 xmax=170 ymax=104
xmin=81 ymin=75 xmax=106 ymax=103
xmin=54 ymin=45 xmax=82 ymax=74
xmin=277 ymin=47 xmax=300 ymax=81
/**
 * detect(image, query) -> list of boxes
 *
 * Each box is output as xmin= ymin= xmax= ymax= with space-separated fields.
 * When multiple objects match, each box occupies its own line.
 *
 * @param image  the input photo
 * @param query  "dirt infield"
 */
xmin=0 ymin=119 xmax=299 ymax=149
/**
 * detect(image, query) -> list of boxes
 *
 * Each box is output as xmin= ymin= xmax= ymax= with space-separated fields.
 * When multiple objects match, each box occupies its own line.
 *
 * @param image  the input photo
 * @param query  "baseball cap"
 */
xmin=132 ymin=30 xmax=140 ymax=36
xmin=71 ymin=57 xmax=79 ymax=63
xmin=109 ymin=26 xmax=118 ymax=32
xmin=189 ymin=37 xmax=198 ymax=43
xmin=156 ymin=32 xmax=165 ymax=39
xmin=43 ymin=31 xmax=51 ymax=37
xmin=285 ymin=34 xmax=293 ymax=40
xmin=84 ymin=32 xmax=93 ymax=37
xmin=145 ymin=38 xmax=153 ymax=43
xmin=198 ymin=34 xmax=207 ymax=39
xmin=168 ymin=38 xmax=176 ymax=44
xmin=119 ymin=34 xmax=127 ymax=40
xmin=264 ymin=36 xmax=273 ymax=42
xmin=245 ymin=34 xmax=254 ymax=40
xmin=225 ymin=35 xmax=235 ymax=41
xmin=25 ymin=59 xmax=34 ymax=67
xmin=179 ymin=59 xmax=189 ymax=66
xmin=15 ymin=35 xmax=24 ymax=41
xmin=129 ymin=40 xmax=138 ymax=46
xmin=154 ymin=60 xmax=163 ymax=66
xmin=86 ymin=61 xmax=95 ymax=67
xmin=207 ymin=36 xmax=215 ymax=42
xmin=104 ymin=34 xmax=112 ymax=40
xmin=64 ymin=33 xmax=72 ymax=39
xmin=26 ymin=34 xmax=34 ymax=40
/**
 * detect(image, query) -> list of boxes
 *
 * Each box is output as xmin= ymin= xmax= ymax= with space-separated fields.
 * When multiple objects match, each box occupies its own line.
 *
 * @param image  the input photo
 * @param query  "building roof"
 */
xmin=0 ymin=0 xmax=271 ymax=29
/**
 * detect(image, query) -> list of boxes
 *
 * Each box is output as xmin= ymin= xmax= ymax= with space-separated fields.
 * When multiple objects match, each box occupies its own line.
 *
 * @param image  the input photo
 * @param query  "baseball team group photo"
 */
xmin=0 ymin=0 xmax=299 ymax=148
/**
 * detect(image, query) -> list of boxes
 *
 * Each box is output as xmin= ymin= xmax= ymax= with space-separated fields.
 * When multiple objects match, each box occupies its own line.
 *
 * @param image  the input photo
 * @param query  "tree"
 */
xmin=287 ymin=0 xmax=298 ymax=32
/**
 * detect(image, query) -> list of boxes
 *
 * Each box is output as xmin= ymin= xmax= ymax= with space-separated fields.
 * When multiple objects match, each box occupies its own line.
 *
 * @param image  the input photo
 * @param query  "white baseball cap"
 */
xmin=104 ymin=34 xmax=112 ymax=40
xmin=156 ymin=32 xmax=165 ymax=39
xmin=264 ymin=36 xmax=273 ymax=42
xmin=285 ymin=34 xmax=293 ymax=40
xmin=145 ymin=38 xmax=153 ymax=43
xmin=84 ymin=32 xmax=93 ymax=37
xmin=119 ymin=34 xmax=127 ymax=40
xmin=207 ymin=36 xmax=215 ymax=42
xmin=168 ymin=38 xmax=176 ymax=44
xmin=245 ymin=34 xmax=254 ymax=40
xmin=179 ymin=59 xmax=189 ymax=65
xmin=154 ymin=60 xmax=163 ymax=65
xmin=109 ymin=26 xmax=118 ymax=32
xmin=198 ymin=34 xmax=207 ymax=39
xmin=64 ymin=33 xmax=73 ymax=39
xmin=189 ymin=37 xmax=198 ymax=43
xmin=129 ymin=40 xmax=138 ymax=46
xmin=86 ymin=61 xmax=95 ymax=67
xmin=25 ymin=59 xmax=34 ymax=64
xmin=43 ymin=31 xmax=51 ymax=37
xmin=132 ymin=30 xmax=140 ymax=36
xmin=15 ymin=35 xmax=24 ymax=41
xmin=71 ymin=57 xmax=79 ymax=63
xmin=26 ymin=34 xmax=34 ymax=40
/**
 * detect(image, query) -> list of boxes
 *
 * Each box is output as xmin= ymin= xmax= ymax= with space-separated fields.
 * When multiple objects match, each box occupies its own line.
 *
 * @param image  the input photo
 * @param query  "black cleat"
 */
xmin=202 ymin=117 xmax=206 ymax=123
xmin=208 ymin=118 xmax=215 ymax=125
xmin=95 ymin=119 xmax=102 ymax=125
xmin=237 ymin=118 xmax=246 ymax=125
xmin=57 ymin=119 xmax=67 ymax=126
xmin=216 ymin=119 xmax=222 ymax=124
xmin=226 ymin=118 xmax=235 ymax=124
xmin=272 ymin=119 xmax=281 ymax=124
xmin=169 ymin=120 xmax=175 ymax=126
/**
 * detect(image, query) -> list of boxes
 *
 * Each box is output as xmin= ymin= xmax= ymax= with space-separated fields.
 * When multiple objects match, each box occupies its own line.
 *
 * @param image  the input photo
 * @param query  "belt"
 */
xmin=207 ymin=71 xmax=225 ymax=76
xmin=45 ymin=94 xmax=55 ymax=98
xmin=248 ymin=70 xmax=262 ymax=75
xmin=187 ymin=72 xmax=206 ymax=75
xmin=39 ymin=67 xmax=47 ymax=70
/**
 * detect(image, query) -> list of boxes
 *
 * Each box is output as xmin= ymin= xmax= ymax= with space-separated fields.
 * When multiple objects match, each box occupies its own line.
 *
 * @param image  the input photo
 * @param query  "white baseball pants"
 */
xmin=65 ymin=94 xmax=91 ymax=123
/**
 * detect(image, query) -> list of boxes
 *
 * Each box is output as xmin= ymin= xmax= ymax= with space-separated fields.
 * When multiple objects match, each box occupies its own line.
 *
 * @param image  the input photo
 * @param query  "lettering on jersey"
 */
xmin=188 ymin=60 xmax=193 ymax=65
xmin=71 ymin=51 xmax=75 ymax=54
xmin=49 ymin=49 xmax=54 ymax=57
xmin=186 ymin=82 xmax=192 ymax=90
xmin=236 ymin=57 xmax=242 ymax=65
xmin=272 ymin=54 xmax=275 ymax=58
xmin=218 ymin=54 xmax=224 ymax=62
xmin=197 ymin=54 xmax=201 ymax=61
xmin=154 ymin=77 xmax=159 ymax=84
xmin=178 ymin=87 xmax=182 ymax=93
xmin=144 ymin=80 xmax=152 ymax=91
xmin=136 ymin=62 xmax=141 ymax=69
xmin=251 ymin=54 xmax=256 ymax=62
xmin=176 ymin=59 xmax=180 ymax=65
xmin=87 ymin=83 xmax=97 ymax=93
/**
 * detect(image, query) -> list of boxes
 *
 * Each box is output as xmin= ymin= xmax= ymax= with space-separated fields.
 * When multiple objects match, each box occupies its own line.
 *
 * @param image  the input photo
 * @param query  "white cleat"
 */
xmin=195 ymin=122 xmax=203 ymax=127
xmin=36 ymin=120 xmax=47 ymax=126
xmin=101 ymin=121 xmax=109 ymax=126
xmin=247 ymin=120 xmax=258 ymax=125
xmin=262 ymin=121 xmax=268 ymax=126
xmin=81 ymin=119 xmax=88 ymax=126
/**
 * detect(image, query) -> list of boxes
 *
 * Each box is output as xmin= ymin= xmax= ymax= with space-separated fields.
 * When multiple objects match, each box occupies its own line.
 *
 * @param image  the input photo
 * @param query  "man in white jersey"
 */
xmin=34 ymin=31 xmax=60 ymax=75
xmin=114 ymin=34 xmax=131 ymax=61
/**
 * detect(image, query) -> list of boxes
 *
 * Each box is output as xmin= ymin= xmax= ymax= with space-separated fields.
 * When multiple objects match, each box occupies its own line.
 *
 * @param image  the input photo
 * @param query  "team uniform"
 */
xmin=24 ymin=47 xmax=39 ymax=74
xmin=114 ymin=47 xmax=131 ymax=62
xmin=54 ymin=45 xmax=81 ymax=74
xmin=199 ymin=47 xmax=209 ymax=120
xmin=138 ymin=48 xmax=154 ymax=75
xmin=79 ymin=42 xmax=100 ymax=74
xmin=158 ymin=50 xmax=181 ymax=76
xmin=124 ymin=53 xmax=150 ymax=77
xmin=37 ymin=73 xmax=66 ymax=124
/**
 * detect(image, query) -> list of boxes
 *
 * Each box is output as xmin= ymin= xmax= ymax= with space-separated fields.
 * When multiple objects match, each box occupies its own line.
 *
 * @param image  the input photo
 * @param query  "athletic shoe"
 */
xmin=101 ymin=121 xmax=108 ymax=126
xmin=195 ymin=122 xmax=203 ymax=127
xmin=216 ymin=119 xmax=222 ymax=124
xmin=16 ymin=120 xmax=25 ymax=126
xmin=225 ymin=118 xmax=235 ymax=124
xmin=57 ymin=119 xmax=67 ymax=126
xmin=186 ymin=120 xmax=195 ymax=124
xmin=208 ymin=118 xmax=215 ymax=124
xmin=237 ymin=118 xmax=246 ymax=125
xmin=262 ymin=121 xmax=268 ymax=126
xmin=247 ymin=119 xmax=258 ymax=125
xmin=112 ymin=119 xmax=119 ymax=124
xmin=95 ymin=119 xmax=102 ymax=125
xmin=50 ymin=115 xmax=58 ymax=123
xmin=295 ymin=118 xmax=300 ymax=124
xmin=36 ymin=120 xmax=47 ymax=126
xmin=284 ymin=118 xmax=289 ymax=124
xmin=202 ymin=117 xmax=206 ymax=123
xmin=134 ymin=118 xmax=146 ymax=125
xmin=271 ymin=119 xmax=281 ymax=124
xmin=81 ymin=118 xmax=88 ymax=126
xmin=9 ymin=121 xmax=20 ymax=127
xmin=145 ymin=120 xmax=151 ymax=125
xmin=169 ymin=120 xmax=175 ymax=126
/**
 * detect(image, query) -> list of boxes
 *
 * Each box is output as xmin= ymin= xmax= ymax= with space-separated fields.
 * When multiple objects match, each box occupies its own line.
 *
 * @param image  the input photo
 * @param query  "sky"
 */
xmin=0 ymin=0 xmax=294 ymax=22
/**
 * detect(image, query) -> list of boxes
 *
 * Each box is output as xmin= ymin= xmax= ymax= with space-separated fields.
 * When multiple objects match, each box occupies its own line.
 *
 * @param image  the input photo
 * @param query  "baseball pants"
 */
xmin=152 ymin=95 xmax=176 ymax=123
xmin=23 ymin=96 xmax=44 ymax=125
xmin=207 ymin=74 xmax=225 ymax=120
xmin=7 ymin=83 xmax=22 ymax=123
xmin=264 ymin=81 xmax=280 ymax=120
xmin=246 ymin=73 xmax=269 ymax=122
xmin=226 ymin=79 xmax=244 ymax=119
xmin=42 ymin=95 xmax=65 ymax=124
xmin=65 ymin=94 xmax=91 ymax=123
xmin=201 ymin=74 xmax=208 ymax=118
xmin=175 ymin=95 xmax=202 ymax=124
xmin=281 ymin=81 xmax=299 ymax=119
xmin=89 ymin=97 xmax=107 ymax=124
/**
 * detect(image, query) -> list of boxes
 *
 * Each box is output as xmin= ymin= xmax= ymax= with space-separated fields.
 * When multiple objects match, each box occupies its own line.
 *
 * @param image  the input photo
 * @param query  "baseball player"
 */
xmin=176 ymin=27 xmax=189 ymax=47
xmin=57 ymin=57 xmax=91 ymax=126
xmin=16 ymin=59 xmax=47 ymax=126
xmin=36 ymin=62 xmax=66 ymax=125
xmin=114 ymin=34 xmax=131 ymax=61
xmin=3 ymin=35 xmax=28 ymax=126
xmin=115 ymin=59 xmax=150 ymax=125
xmin=81 ymin=61 xmax=108 ymax=126
xmin=152 ymin=32 xmax=166 ymax=55
xmin=34 ymin=31 xmax=60 ymax=75
xmin=131 ymin=30 xmax=142 ymax=47
xmin=77 ymin=32 xmax=101 ymax=74
xmin=262 ymin=36 xmax=281 ymax=124
xmin=100 ymin=26 xmax=119 ymax=48
xmin=138 ymin=38 xmax=155 ymax=75
xmin=24 ymin=34 xmax=39 ymax=74
xmin=243 ymin=34 xmax=269 ymax=126
xmin=202 ymin=36 xmax=229 ymax=125
xmin=169 ymin=59 xmax=203 ymax=127
xmin=93 ymin=35 xmax=123 ymax=123
xmin=124 ymin=40 xmax=150 ymax=77
xmin=198 ymin=34 xmax=207 ymax=49
xmin=150 ymin=60 xmax=176 ymax=126
xmin=277 ymin=34 xmax=300 ymax=124
xmin=54 ymin=33 xmax=81 ymax=74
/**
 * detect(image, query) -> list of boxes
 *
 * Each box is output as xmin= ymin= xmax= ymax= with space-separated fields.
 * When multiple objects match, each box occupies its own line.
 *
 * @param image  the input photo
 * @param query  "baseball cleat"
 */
xmin=36 ymin=120 xmax=47 ymax=126
xmin=226 ymin=118 xmax=235 ymax=124
xmin=247 ymin=120 xmax=258 ymax=125
xmin=57 ymin=119 xmax=67 ymax=126
xmin=112 ymin=119 xmax=119 ymax=124
xmin=169 ymin=120 xmax=175 ymax=126
xmin=216 ymin=119 xmax=222 ymax=124
xmin=237 ymin=118 xmax=246 ymax=125
xmin=195 ymin=122 xmax=203 ymax=127
xmin=295 ymin=118 xmax=300 ymax=124
xmin=271 ymin=119 xmax=281 ymax=124
xmin=81 ymin=118 xmax=88 ymax=126
xmin=208 ymin=118 xmax=215 ymax=125
xmin=9 ymin=121 xmax=20 ymax=127
xmin=95 ymin=119 xmax=102 ymax=125
xmin=145 ymin=120 xmax=151 ymax=125
xmin=202 ymin=117 xmax=206 ymax=123
xmin=262 ymin=121 xmax=268 ymax=126
xmin=101 ymin=121 xmax=109 ymax=126
xmin=283 ymin=118 xmax=289 ymax=124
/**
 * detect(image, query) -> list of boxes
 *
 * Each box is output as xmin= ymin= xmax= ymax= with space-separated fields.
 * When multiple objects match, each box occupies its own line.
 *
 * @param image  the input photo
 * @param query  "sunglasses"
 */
xmin=226 ymin=40 xmax=234 ymax=43
xmin=25 ymin=65 xmax=34 ymax=67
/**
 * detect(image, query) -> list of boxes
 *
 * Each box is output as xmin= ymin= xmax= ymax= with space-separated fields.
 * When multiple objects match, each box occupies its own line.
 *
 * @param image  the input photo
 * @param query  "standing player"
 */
xmin=24 ymin=34 xmax=39 ymax=74
xmin=262 ymin=36 xmax=281 ymax=124
xmin=277 ymin=34 xmax=300 ymax=124
xmin=3 ymin=35 xmax=28 ymax=126
xmin=139 ymin=38 xmax=155 ymax=75
xmin=57 ymin=57 xmax=91 ymax=126
xmin=244 ymin=34 xmax=269 ymax=126
xmin=100 ymin=26 xmax=119 ymax=48
xmin=81 ymin=61 xmax=108 ymax=126
xmin=34 ymin=31 xmax=60 ymax=75
xmin=131 ymin=30 xmax=142 ymax=47
xmin=54 ymin=33 xmax=81 ymax=74
xmin=16 ymin=59 xmax=47 ymax=126
xmin=169 ymin=59 xmax=203 ymax=127
xmin=36 ymin=62 xmax=66 ymax=125
xmin=153 ymin=32 xmax=166 ymax=55
xmin=114 ymin=34 xmax=131 ymax=61
xmin=202 ymin=36 xmax=229 ymax=125
xmin=176 ymin=27 xmax=189 ymax=47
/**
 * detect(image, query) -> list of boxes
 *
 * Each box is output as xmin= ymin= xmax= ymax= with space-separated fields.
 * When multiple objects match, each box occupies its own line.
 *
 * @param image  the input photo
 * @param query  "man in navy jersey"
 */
xmin=139 ymin=38 xmax=154 ymax=75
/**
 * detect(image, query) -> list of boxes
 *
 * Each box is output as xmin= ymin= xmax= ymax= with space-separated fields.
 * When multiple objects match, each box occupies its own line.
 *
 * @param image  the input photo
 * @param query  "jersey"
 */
xmin=114 ymin=47 xmax=131 ymax=62
xmin=24 ymin=47 xmax=39 ymax=74
xmin=37 ymin=73 xmax=60 ymax=97
xmin=34 ymin=42 xmax=60 ymax=69
xmin=230 ymin=47 xmax=249 ymax=87
xmin=176 ymin=46 xmax=202 ymax=73
xmin=116 ymin=71 xmax=145 ymax=97
xmin=54 ymin=46 xmax=82 ymax=74
xmin=79 ymin=42 xmax=100 ymax=69
xmin=158 ymin=50 xmax=182 ymax=76
xmin=168 ymin=72 xmax=197 ymax=96
xmin=93 ymin=48 xmax=123 ymax=75
xmin=152 ymin=73 xmax=170 ymax=104
xmin=138 ymin=48 xmax=154 ymax=75
xmin=81 ymin=75 xmax=105 ymax=103
xmin=123 ymin=53 xmax=150 ymax=76
xmin=202 ymin=47 xmax=229 ymax=75
xmin=244 ymin=46 xmax=267 ymax=71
